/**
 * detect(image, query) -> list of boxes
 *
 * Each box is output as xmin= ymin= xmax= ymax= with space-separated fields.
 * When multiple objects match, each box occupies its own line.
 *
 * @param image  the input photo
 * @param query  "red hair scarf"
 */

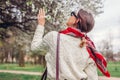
xmin=60 ymin=27 xmax=110 ymax=77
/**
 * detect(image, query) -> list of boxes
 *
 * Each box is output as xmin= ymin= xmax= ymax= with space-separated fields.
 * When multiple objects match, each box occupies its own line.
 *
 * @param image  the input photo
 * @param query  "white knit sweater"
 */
xmin=31 ymin=25 xmax=98 ymax=80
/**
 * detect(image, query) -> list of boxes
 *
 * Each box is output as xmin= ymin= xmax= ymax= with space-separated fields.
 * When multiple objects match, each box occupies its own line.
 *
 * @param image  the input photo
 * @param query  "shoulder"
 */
xmin=43 ymin=31 xmax=58 ymax=40
xmin=48 ymin=31 xmax=58 ymax=35
xmin=46 ymin=31 xmax=58 ymax=37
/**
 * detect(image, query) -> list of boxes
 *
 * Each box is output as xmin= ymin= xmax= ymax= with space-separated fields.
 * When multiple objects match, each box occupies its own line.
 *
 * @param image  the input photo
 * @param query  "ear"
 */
xmin=75 ymin=19 xmax=81 ymax=23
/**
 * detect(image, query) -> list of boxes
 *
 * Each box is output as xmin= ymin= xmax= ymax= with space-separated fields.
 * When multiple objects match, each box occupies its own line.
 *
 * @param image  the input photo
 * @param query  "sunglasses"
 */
xmin=71 ymin=12 xmax=82 ymax=30
xmin=71 ymin=12 xmax=78 ymax=18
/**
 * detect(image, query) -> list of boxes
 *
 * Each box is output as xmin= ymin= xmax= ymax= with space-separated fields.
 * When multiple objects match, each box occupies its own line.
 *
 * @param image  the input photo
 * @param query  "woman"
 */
xmin=31 ymin=8 xmax=104 ymax=80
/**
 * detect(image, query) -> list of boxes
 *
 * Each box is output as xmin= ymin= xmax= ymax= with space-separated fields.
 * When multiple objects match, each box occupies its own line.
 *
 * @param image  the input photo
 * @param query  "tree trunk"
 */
xmin=18 ymin=50 xmax=25 ymax=67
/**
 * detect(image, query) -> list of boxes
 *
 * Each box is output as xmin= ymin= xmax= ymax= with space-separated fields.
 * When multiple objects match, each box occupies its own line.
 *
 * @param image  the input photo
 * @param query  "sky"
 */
xmin=89 ymin=0 xmax=120 ymax=53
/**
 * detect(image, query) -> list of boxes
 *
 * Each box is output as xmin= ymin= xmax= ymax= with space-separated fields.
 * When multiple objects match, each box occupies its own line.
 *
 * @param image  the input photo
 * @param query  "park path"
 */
xmin=0 ymin=70 xmax=42 ymax=75
xmin=0 ymin=70 xmax=120 ymax=80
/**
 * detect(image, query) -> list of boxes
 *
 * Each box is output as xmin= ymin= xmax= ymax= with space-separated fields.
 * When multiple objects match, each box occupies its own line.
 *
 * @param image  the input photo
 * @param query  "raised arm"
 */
xmin=31 ymin=8 xmax=48 ymax=55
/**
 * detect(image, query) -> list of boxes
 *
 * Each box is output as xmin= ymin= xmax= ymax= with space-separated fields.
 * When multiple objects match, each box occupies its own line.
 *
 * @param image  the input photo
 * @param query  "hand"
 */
xmin=37 ymin=8 xmax=45 ymax=26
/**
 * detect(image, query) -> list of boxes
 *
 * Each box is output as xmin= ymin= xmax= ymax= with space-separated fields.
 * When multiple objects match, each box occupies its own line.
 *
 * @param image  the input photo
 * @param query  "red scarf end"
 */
xmin=105 ymin=71 xmax=111 ymax=77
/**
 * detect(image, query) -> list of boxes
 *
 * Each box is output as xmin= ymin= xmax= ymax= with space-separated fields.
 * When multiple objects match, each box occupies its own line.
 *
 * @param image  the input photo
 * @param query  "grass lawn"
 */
xmin=0 ymin=62 xmax=120 ymax=78
xmin=98 ymin=61 xmax=120 ymax=77
xmin=0 ymin=73 xmax=40 ymax=80
xmin=0 ymin=63 xmax=45 ymax=72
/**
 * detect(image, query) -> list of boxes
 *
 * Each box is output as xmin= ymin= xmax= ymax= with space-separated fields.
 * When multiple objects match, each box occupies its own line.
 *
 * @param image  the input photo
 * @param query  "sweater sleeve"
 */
xmin=31 ymin=25 xmax=49 ymax=55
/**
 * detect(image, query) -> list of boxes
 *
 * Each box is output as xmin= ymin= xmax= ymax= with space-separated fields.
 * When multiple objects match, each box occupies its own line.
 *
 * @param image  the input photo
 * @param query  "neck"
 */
xmin=60 ymin=27 xmax=85 ymax=37
xmin=68 ymin=25 xmax=78 ymax=28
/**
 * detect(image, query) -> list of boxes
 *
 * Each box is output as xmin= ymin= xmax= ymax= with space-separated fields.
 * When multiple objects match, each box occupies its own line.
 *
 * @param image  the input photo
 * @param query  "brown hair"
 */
xmin=77 ymin=9 xmax=94 ymax=33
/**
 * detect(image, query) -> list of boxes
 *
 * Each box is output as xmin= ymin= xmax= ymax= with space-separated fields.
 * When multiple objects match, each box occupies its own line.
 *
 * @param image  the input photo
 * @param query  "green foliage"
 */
xmin=0 ymin=73 xmax=40 ymax=80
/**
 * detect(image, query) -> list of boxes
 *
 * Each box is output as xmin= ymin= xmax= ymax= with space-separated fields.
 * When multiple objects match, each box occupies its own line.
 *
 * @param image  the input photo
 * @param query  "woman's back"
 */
xmin=45 ymin=31 xmax=98 ymax=80
xmin=31 ymin=8 xmax=100 ymax=80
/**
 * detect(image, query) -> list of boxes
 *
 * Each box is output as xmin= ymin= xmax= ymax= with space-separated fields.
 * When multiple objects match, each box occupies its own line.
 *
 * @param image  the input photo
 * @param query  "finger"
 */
xmin=38 ymin=10 xmax=41 ymax=19
xmin=41 ymin=8 xmax=43 ymax=14
xmin=37 ymin=14 xmax=40 ymax=19
xmin=38 ymin=9 xmax=41 ymax=18
xmin=38 ymin=9 xmax=42 ymax=18
xmin=38 ymin=11 xmax=40 ymax=18
xmin=39 ymin=8 xmax=41 ymax=14
xmin=39 ymin=8 xmax=42 ymax=15
xmin=42 ymin=9 xmax=45 ymax=16
xmin=41 ymin=9 xmax=44 ymax=16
